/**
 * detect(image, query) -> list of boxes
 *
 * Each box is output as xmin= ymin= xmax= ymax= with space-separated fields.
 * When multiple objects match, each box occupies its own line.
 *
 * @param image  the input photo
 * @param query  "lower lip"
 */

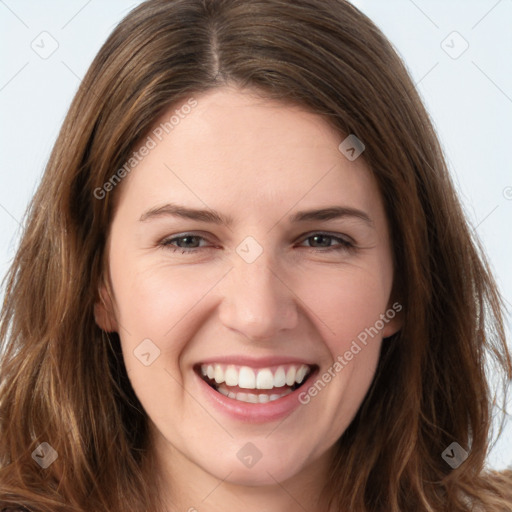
xmin=195 ymin=369 xmax=318 ymax=424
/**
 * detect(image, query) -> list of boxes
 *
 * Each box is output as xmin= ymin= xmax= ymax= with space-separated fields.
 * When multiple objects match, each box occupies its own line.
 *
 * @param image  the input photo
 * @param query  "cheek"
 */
xmin=293 ymin=266 xmax=389 ymax=434
xmin=109 ymin=259 xmax=228 ymax=387
xmin=109 ymin=263 xmax=215 ymax=416
xmin=293 ymin=262 xmax=392 ymax=352
xmin=110 ymin=260 xmax=220 ymax=337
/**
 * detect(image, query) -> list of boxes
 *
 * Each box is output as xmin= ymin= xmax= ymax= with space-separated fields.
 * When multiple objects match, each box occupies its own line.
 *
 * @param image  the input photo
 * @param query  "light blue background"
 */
xmin=0 ymin=0 xmax=511 ymax=468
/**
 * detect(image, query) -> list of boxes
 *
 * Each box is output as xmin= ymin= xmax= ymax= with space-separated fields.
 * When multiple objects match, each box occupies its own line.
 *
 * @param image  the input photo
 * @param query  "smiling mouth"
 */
xmin=195 ymin=362 xmax=317 ymax=404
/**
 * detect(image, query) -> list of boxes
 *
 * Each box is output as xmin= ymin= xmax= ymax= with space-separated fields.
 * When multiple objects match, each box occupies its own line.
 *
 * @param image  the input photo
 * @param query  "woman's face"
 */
xmin=96 ymin=86 xmax=401 ymax=488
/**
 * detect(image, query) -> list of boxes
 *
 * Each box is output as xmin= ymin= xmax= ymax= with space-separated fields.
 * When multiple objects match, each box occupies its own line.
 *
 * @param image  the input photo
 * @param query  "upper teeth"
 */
xmin=200 ymin=363 xmax=311 ymax=390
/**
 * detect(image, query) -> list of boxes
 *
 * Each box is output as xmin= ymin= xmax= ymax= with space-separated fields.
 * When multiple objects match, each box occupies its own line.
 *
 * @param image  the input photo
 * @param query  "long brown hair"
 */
xmin=1 ymin=0 xmax=511 ymax=510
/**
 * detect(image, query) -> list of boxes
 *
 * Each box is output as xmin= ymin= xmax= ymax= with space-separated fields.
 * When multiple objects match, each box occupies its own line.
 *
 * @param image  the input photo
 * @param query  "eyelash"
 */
xmin=158 ymin=232 xmax=355 ymax=254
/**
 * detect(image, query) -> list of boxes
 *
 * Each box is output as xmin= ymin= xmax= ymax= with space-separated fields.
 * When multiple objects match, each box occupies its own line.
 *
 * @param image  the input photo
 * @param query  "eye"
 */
xmin=297 ymin=232 xmax=355 ymax=252
xmin=159 ymin=233 xmax=212 ymax=253
xmin=158 ymin=231 xmax=355 ymax=255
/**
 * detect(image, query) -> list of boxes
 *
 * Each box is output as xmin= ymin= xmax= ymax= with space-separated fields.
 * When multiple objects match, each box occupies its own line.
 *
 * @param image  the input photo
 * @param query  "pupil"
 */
xmin=180 ymin=236 xmax=199 ymax=248
xmin=312 ymin=235 xmax=330 ymax=247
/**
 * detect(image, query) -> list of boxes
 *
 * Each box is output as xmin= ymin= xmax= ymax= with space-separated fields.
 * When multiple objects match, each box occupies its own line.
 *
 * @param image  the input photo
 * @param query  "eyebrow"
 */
xmin=139 ymin=203 xmax=233 ymax=224
xmin=289 ymin=206 xmax=373 ymax=226
xmin=139 ymin=202 xmax=373 ymax=227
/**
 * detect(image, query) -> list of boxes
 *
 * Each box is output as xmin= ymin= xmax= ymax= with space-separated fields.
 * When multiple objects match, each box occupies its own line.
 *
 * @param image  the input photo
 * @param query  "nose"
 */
xmin=218 ymin=252 xmax=299 ymax=342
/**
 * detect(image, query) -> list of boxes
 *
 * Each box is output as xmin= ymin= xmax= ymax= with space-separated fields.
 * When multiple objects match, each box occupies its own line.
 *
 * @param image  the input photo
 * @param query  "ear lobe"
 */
xmin=381 ymin=300 xmax=404 ymax=339
xmin=94 ymin=283 xmax=118 ymax=332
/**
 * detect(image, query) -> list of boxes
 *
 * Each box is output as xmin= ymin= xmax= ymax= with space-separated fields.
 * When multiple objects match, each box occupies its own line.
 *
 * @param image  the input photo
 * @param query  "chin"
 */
xmin=209 ymin=460 xmax=302 ymax=487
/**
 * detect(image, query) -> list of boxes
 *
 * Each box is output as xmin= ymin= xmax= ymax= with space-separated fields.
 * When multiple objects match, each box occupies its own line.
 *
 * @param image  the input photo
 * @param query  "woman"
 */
xmin=1 ymin=0 xmax=511 ymax=510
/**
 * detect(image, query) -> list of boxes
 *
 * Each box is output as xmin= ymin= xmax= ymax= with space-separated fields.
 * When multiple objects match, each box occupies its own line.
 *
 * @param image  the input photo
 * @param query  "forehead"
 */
xmin=114 ymin=87 xmax=384 ymax=224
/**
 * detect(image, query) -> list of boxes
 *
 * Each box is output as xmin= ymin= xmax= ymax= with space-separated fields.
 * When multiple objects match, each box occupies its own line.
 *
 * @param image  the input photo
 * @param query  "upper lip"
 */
xmin=195 ymin=356 xmax=317 ymax=369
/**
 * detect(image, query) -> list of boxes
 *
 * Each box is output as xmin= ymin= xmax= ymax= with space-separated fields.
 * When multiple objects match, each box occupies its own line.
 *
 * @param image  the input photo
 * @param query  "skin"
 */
xmin=95 ymin=86 xmax=402 ymax=512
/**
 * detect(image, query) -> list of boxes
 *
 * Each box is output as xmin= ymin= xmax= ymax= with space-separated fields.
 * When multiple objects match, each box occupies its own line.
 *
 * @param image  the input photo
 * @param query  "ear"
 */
xmin=94 ymin=279 xmax=119 ymax=332
xmin=381 ymin=300 xmax=404 ymax=339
